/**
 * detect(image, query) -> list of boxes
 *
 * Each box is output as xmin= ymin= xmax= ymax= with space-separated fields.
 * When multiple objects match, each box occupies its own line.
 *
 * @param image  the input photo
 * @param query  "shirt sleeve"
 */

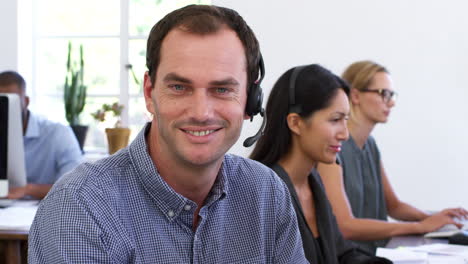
xmin=54 ymin=125 xmax=83 ymax=181
xmin=28 ymin=187 xmax=132 ymax=263
xmin=271 ymin=173 xmax=310 ymax=264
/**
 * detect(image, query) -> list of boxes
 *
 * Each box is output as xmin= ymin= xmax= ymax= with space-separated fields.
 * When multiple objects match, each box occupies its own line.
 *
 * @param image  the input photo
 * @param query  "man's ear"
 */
xmin=143 ymin=72 xmax=155 ymax=114
xmin=286 ymin=113 xmax=302 ymax=136
xmin=350 ymin=88 xmax=360 ymax=105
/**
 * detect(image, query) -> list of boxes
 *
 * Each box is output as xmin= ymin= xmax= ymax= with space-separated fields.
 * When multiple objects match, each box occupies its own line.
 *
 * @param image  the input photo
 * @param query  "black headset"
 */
xmin=288 ymin=65 xmax=307 ymax=114
xmin=243 ymin=55 xmax=266 ymax=147
xmin=245 ymin=55 xmax=265 ymax=117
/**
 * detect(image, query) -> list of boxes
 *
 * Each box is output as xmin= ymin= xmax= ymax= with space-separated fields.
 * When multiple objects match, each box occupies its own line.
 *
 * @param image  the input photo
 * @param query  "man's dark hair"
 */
xmin=146 ymin=4 xmax=261 ymax=89
xmin=0 ymin=71 xmax=26 ymax=92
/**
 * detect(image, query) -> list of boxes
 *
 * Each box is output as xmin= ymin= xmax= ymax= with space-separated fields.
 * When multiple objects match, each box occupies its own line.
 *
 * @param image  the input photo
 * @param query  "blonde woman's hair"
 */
xmin=341 ymin=60 xmax=388 ymax=91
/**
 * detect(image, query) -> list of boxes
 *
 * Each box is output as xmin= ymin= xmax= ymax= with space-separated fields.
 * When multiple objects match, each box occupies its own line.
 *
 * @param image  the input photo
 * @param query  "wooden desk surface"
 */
xmin=0 ymin=229 xmax=28 ymax=264
xmin=0 ymin=202 xmax=37 ymax=264
xmin=0 ymin=230 xmax=28 ymax=241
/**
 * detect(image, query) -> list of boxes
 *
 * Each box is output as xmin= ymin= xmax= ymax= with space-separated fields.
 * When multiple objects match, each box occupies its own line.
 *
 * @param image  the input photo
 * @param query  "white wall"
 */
xmin=0 ymin=0 xmax=18 ymax=71
xmin=215 ymin=0 xmax=468 ymax=211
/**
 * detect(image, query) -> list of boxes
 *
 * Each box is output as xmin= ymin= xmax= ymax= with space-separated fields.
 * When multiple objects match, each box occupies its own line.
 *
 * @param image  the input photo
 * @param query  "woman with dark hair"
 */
xmin=317 ymin=60 xmax=468 ymax=254
xmin=250 ymin=64 xmax=391 ymax=263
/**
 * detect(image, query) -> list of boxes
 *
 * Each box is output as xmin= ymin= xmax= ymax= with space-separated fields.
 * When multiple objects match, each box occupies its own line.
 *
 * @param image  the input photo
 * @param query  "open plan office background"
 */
xmin=2 ymin=0 xmax=468 ymax=211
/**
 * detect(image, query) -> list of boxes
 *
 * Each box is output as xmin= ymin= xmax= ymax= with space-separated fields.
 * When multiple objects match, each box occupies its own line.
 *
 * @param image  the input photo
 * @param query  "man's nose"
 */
xmin=189 ymin=90 xmax=214 ymax=121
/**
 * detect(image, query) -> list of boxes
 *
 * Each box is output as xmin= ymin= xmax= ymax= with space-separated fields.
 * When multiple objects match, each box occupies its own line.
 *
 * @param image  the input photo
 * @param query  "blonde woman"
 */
xmin=317 ymin=60 xmax=468 ymax=254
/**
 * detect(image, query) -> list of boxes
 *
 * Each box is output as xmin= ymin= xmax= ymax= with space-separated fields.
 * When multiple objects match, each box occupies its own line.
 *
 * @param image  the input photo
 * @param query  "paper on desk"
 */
xmin=427 ymin=255 xmax=465 ymax=264
xmin=0 ymin=206 xmax=37 ymax=230
xmin=376 ymin=247 xmax=428 ymax=263
xmin=408 ymin=243 xmax=468 ymax=263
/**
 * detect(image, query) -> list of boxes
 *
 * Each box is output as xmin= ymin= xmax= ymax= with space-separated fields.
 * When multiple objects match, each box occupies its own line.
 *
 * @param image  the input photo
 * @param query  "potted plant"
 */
xmin=91 ymin=102 xmax=131 ymax=155
xmin=64 ymin=41 xmax=88 ymax=152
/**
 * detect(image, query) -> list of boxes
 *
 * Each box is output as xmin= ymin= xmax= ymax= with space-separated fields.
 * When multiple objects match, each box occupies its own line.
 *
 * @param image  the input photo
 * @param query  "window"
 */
xmin=21 ymin=0 xmax=210 ymax=152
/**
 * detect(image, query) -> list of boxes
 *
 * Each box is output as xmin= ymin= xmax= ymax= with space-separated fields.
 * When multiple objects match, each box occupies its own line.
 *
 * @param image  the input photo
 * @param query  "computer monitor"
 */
xmin=0 ymin=93 xmax=27 ymax=197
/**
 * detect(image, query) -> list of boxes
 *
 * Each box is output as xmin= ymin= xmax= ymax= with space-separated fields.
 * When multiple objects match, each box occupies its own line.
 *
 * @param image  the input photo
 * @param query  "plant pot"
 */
xmin=105 ymin=127 xmax=131 ymax=155
xmin=70 ymin=125 xmax=88 ymax=153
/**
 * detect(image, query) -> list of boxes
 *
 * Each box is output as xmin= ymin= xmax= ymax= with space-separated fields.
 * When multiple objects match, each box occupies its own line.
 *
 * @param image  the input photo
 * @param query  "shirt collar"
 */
xmin=128 ymin=123 xmax=228 ymax=221
xmin=204 ymin=162 xmax=228 ymax=207
xmin=24 ymin=111 xmax=40 ymax=139
xmin=347 ymin=135 xmax=369 ymax=154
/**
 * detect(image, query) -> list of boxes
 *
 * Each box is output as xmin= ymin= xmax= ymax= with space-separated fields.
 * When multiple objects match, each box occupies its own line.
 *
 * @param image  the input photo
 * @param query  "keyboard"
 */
xmin=0 ymin=199 xmax=16 ymax=208
xmin=424 ymin=218 xmax=468 ymax=238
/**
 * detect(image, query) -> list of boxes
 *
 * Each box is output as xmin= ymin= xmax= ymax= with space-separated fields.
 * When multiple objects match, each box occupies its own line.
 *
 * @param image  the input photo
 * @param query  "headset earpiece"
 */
xmin=243 ymin=55 xmax=266 ymax=147
xmin=245 ymin=55 xmax=265 ymax=118
xmin=245 ymin=82 xmax=263 ymax=119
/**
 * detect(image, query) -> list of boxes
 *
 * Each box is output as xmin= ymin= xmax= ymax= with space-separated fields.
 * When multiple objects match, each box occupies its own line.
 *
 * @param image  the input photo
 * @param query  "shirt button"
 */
xmin=184 ymin=205 xmax=191 ymax=211
xmin=168 ymin=210 xmax=174 ymax=217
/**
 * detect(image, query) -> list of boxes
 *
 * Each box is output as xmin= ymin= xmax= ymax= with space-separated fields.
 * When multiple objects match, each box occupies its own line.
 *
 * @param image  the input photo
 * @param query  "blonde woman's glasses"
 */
xmin=360 ymin=88 xmax=397 ymax=103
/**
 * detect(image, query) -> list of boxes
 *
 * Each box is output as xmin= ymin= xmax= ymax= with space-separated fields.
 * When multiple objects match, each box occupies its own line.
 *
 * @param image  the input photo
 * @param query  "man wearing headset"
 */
xmin=29 ymin=5 xmax=308 ymax=263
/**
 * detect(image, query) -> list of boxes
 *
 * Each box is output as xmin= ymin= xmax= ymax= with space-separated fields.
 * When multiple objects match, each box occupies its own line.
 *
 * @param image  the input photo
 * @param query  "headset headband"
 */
xmin=289 ymin=65 xmax=307 ymax=113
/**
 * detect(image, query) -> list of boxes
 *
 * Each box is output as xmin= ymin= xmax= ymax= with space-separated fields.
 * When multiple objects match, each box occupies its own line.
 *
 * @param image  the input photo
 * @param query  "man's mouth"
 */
xmin=184 ymin=129 xmax=217 ymax=137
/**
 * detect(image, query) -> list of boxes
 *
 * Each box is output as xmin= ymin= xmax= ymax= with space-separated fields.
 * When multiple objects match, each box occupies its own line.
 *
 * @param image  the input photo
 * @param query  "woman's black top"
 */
xmin=271 ymin=164 xmax=392 ymax=264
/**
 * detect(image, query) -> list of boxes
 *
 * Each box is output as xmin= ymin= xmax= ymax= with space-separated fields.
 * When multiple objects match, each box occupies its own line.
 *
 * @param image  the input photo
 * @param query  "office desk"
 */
xmin=0 ymin=204 xmax=460 ymax=264
xmin=0 ymin=201 xmax=38 ymax=264
xmin=0 ymin=230 xmax=28 ymax=264
xmin=385 ymin=235 xmax=468 ymax=263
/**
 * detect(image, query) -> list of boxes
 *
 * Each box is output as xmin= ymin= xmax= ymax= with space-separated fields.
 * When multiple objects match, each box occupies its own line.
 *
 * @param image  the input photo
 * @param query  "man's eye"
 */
xmin=173 ymin=84 xmax=185 ymax=91
xmin=216 ymin=87 xmax=228 ymax=94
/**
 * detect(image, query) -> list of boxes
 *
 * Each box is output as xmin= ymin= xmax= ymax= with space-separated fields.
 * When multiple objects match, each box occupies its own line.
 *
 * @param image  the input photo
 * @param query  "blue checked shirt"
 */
xmin=24 ymin=112 xmax=83 ymax=184
xmin=29 ymin=124 xmax=308 ymax=263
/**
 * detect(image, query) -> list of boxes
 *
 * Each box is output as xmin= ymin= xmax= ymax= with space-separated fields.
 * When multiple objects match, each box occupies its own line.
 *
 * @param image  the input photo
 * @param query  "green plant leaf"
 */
xmin=64 ymin=42 xmax=87 ymax=126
